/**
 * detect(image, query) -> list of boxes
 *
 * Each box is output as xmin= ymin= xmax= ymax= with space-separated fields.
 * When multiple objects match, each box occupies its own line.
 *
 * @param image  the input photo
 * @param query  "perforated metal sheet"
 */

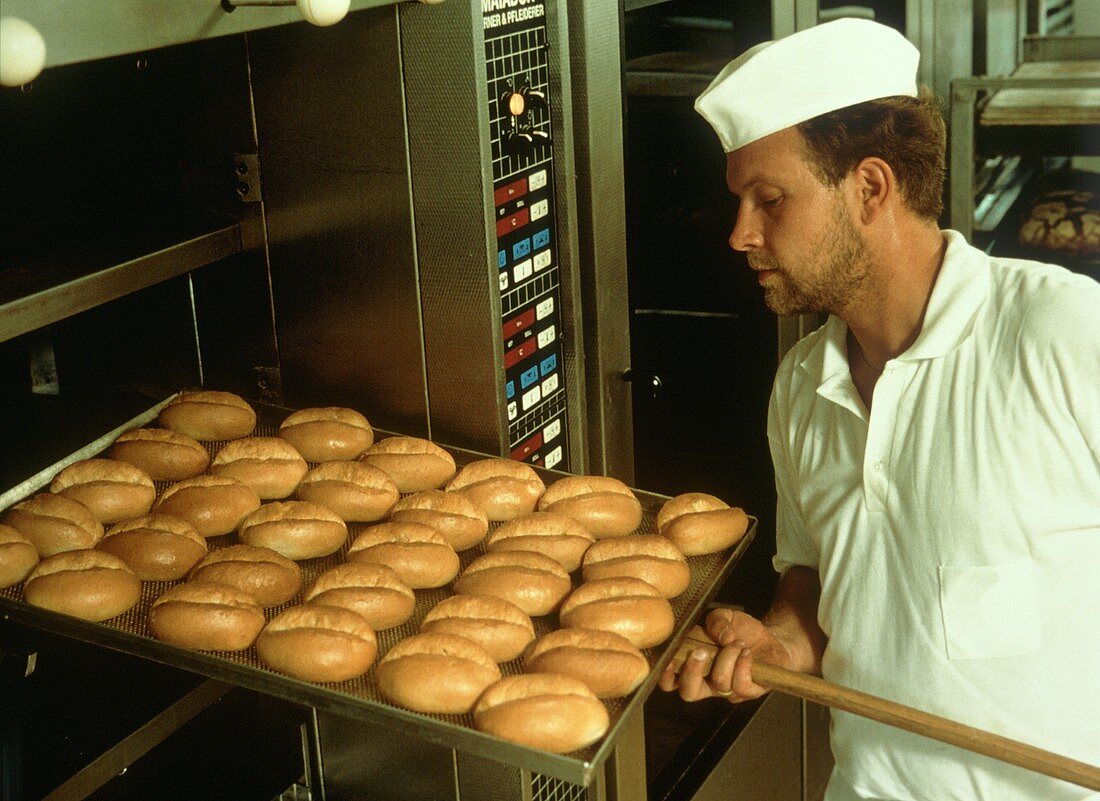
xmin=0 ymin=404 xmax=756 ymax=787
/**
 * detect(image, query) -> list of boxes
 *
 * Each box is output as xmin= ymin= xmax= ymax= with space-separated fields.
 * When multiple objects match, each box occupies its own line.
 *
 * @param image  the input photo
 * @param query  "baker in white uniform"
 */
xmin=657 ymin=18 xmax=1100 ymax=801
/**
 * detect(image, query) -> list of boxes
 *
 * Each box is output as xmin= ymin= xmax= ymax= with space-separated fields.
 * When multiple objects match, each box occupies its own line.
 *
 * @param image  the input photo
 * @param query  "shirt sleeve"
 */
xmin=767 ymin=361 xmax=820 ymax=575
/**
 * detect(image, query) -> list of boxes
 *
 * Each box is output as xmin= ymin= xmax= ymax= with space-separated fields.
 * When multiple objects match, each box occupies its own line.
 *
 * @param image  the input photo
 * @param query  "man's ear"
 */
xmin=852 ymin=157 xmax=895 ymax=224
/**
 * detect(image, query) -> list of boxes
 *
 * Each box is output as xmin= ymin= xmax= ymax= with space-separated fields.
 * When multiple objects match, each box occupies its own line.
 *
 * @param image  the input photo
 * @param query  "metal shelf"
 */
xmin=0 ymin=224 xmax=242 ymax=344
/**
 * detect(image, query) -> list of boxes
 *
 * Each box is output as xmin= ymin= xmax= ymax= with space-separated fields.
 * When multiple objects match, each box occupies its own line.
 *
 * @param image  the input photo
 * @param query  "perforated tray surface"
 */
xmin=0 ymin=401 xmax=756 ymax=786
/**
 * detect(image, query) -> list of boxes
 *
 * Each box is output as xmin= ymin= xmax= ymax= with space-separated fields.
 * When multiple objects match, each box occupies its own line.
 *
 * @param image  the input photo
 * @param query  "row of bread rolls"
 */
xmin=0 ymin=390 xmax=750 ymax=754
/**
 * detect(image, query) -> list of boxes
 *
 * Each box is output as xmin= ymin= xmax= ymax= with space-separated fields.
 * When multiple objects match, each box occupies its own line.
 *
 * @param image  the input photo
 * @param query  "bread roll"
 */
xmin=523 ymin=627 xmax=649 ymax=698
xmin=421 ymin=594 xmax=535 ymax=663
xmin=210 ymin=437 xmax=308 ymax=500
xmin=473 ymin=673 xmax=609 ymax=754
xmin=581 ymin=535 xmax=690 ymax=599
xmin=359 ymin=436 xmax=456 ymax=492
xmin=559 ymin=577 xmax=674 ymax=649
xmin=153 ymin=475 xmax=261 ymax=538
xmin=109 ymin=428 xmax=210 ymax=481
xmin=453 ymin=550 xmax=571 ymax=617
xmin=656 ymin=493 xmax=750 ymax=556
xmin=390 ymin=490 xmax=488 ymax=552
xmin=256 ymin=604 xmax=378 ymax=683
xmin=23 ymin=550 xmax=141 ymax=622
xmin=157 ymin=390 xmax=256 ymax=441
xmin=376 ymin=632 xmax=501 ymax=714
xmin=277 ymin=407 xmax=374 ymax=462
xmin=188 ymin=544 xmax=301 ymax=607
xmin=537 ymin=476 xmax=642 ymax=539
xmin=445 ymin=458 xmax=545 ymax=521
xmin=303 ymin=562 xmax=415 ymax=630
xmin=346 ymin=521 xmax=459 ymax=589
xmin=3 ymin=492 xmax=104 ymax=557
xmin=148 ymin=581 xmax=265 ymax=651
xmin=0 ymin=524 xmax=39 ymax=589
xmin=486 ymin=511 xmax=595 ymax=573
xmin=296 ymin=461 xmax=398 ymax=522
xmin=49 ymin=458 xmax=156 ymax=524
xmin=238 ymin=501 xmax=347 ymax=561
xmin=97 ymin=513 xmax=208 ymax=581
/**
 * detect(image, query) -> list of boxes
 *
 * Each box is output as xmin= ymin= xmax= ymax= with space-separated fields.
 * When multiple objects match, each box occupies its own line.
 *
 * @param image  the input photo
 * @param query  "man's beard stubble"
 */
xmin=750 ymin=201 xmax=870 ymax=317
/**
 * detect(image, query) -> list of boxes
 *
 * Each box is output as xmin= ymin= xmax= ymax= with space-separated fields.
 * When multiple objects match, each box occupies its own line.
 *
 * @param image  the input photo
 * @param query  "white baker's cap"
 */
xmin=695 ymin=18 xmax=920 ymax=153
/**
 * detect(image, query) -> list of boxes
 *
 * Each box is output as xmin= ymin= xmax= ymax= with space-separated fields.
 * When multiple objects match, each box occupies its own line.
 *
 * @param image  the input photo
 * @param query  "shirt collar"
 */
xmin=800 ymin=229 xmax=990 ymax=388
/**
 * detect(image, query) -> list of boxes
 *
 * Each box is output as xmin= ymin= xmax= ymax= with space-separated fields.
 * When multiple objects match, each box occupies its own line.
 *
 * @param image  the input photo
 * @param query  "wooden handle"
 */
xmin=750 ymin=661 xmax=1100 ymax=792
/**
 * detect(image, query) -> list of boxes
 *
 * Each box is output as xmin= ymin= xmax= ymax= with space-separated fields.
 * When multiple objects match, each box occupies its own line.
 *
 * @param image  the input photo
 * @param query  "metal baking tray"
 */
xmin=0 ymin=398 xmax=757 ymax=787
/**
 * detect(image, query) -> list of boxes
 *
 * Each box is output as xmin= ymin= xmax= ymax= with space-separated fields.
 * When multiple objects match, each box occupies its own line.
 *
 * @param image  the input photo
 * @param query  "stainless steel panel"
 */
xmin=802 ymin=701 xmax=833 ymax=801
xmin=247 ymin=11 xmax=431 ymax=436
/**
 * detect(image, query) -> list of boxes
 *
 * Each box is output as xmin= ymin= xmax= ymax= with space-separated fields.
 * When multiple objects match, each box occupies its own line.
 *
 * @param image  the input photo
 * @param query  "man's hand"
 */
xmin=659 ymin=608 xmax=794 ymax=703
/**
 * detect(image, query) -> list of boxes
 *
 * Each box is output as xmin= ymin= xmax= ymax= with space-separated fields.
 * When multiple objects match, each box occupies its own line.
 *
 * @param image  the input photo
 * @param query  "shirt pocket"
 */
xmin=937 ymin=561 xmax=1041 ymax=660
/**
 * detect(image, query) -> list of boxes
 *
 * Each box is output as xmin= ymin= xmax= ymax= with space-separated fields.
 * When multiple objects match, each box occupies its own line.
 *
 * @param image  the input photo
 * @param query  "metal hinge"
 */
xmin=233 ymin=153 xmax=263 ymax=203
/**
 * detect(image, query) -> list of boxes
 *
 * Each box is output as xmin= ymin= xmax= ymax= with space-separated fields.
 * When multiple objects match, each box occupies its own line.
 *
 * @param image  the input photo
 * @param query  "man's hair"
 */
xmin=795 ymin=87 xmax=946 ymax=220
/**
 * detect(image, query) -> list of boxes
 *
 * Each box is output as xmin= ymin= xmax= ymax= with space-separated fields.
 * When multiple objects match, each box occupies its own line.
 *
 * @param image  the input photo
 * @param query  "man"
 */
xmin=658 ymin=17 xmax=1100 ymax=801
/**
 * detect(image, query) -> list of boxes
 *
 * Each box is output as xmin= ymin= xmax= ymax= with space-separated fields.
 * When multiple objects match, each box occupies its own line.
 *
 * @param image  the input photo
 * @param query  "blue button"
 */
xmin=498 ymin=250 xmax=507 ymax=268
xmin=512 ymin=238 xmax=531 ymax=260
xmin=520 ymin=366 xmax=539 ymax=389
xmin=539 ymin=354 xmax=557 ymax=376
xmin=532 ymin=228 xmax=550 ymax=249
xmin=505 ymin=380 xmax=515 ymax=399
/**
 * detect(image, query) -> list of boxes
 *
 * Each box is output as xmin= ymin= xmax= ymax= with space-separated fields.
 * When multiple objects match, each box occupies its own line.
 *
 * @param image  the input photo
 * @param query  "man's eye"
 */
xmin=762 ymin=195 xmax=784 ymax=208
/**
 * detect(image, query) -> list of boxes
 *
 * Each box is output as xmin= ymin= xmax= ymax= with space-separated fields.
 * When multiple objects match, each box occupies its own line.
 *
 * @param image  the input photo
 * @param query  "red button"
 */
xmin=495 ymin=207 xmax=530 ymax=238
xmin=494 ymin=177 xmax=528 ymax=207
xmin=504 ymin=339 xmax=537 ymax=369
xmin=511 ymin=432 xmax=544 ymax=460
xmin=502 ymin=308 xmax=536 ymax=340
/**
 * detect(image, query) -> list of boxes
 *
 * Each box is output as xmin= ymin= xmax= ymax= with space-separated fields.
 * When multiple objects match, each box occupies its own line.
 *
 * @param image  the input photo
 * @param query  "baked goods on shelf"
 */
xmin=49 ymin=458 xmax=156 ymax=524
xmin=3 ymin=492 xmax=105 ymax=557
xmin=581 ymin=534 xmax=690 ymax=599
xmin=473 ymin=673 xmax=610 ymax=754
xmin=523 ymin=627 xmax=649 ymax=699
xmin=445 ymin=458 xmax=545 ymax=521
xmin=0 ymin=524 xmax=39 ymax=589
xmin=157 ymin=390 xmax=257 ymax=441
xmin=148 ymin=581 xmax=265 ymax=651
xmin=256 ymin=604 xmax=378 ymax=683
xmin=97 ymin=513 xmax=208 ymax=581
xmin=153 ymin=475 xmax=262 ymax=538
xmin=346 ymin=521 xmax=460 ymax=589
xmin=390 ymin=490 xmax=489 ymax=552
xmin=209 ymin=437 xmax=308 ymax=500
xmin=359 ymin=436 xmax=456 ymax=493
xmin=187 ymin=543 xmax=302 ymax=607
xmin=656 ymin=492 xmax=750 ymax=556
xmin=453 ymin=549 xmax=571 ymax=617
xmin=109 ymin=428 xmax=210 ymax=481
xmin=420 ymin=593 xmax=535 ymax=663
xmin=559 ymin=576 xmax=675 ymax=649
xmin=23 ymin=550 xmax=141 ymax=622
xmin=303 ymin=561 xmax=415 ymax=631
xmin=484 ymin=511 xmax=595 ymax=573
xmin=238 ymin=500 xmax=348 ymax=561
xmin=295 ymin=461 xmax=399 ymax=523
xmin=537 ymin=476 xmax=642 ymax=539
xmin=277 ymin=406 xmax=374 ymax=462
xmin=376 ymin=632 xmax=501 ymax=714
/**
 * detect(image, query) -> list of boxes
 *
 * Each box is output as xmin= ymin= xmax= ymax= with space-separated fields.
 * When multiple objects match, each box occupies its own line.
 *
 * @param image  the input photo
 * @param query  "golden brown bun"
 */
xmin=295 ymin=461 xmax=398 ymax=522
xmin=153 ymin=475 xmax=262 ymax=538
xmin=0 ymin=524 xmax=39 ymax=589
xmin=277 ymin=407 xmax=374 ymax=462
xmin=256 ymin=605 xmax=378 ymax=683
xmin=210 ymin=438 xmax=308 ymax=500
xmin=304 ymin=562 xmax=415 ymax=630
xmin=188 ymin=544 xmax=301 ymax=607
xmin=97 ymin=514 xmax=208 ymax=581
xmin=421 ymin=594 xmax=535 ymax=663
xmin=559 ymin=577 xmax=674 ymax=649
xmin=346 ymin=521 xmax=460 ymax=589
xmin=49 ymin=458 xmax=156 ymax=524
xmin=390 ymin=490 xmax=489 ymax=552
xmin=109 ymin=428 xmax=210 ymax=481
xmin=473 ymin=673 xmax=609 ymax=754
xmin=157 ymin=390 xmax=257 ymax=441
xmin=445 ymin=459 xmax=545 ymax=521
xmin=656 ymin=493 xmax=749 ymax=556
xmin=148 ymin=581 xmax=265 ymax=651
xmin=23 ymin=550 xmax=141 ymax=622
xmin=453 ymin=550 xmax=571 ymax=617
xmin=3 ymin=492 xmax=104 ymax=557
xmin=581 ymin=535 xmax=689 ymax=599
xmin=376 ymin=632 xmax=501 ymax=714
xmin=486 ymin=511 xmax=595 ymax=573
xmin=238 ymin=501 xmax=348 ymax=561
xmin=523 ymin=627 xmax=649 ymax=698
xmin=537 ymin=476 xmax=642 ymax=539
xmin=359 ymin=436 xmax=456 ymax=492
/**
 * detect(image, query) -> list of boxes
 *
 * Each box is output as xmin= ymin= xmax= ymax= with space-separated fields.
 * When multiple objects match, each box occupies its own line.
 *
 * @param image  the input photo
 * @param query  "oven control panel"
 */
xmin=483 ymin=0 xmax=568 ymax=470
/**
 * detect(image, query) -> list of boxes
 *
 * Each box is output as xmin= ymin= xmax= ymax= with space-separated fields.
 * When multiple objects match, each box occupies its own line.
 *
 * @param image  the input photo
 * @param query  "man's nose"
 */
xmin=729 ymin=207 xmax=763 ymax=252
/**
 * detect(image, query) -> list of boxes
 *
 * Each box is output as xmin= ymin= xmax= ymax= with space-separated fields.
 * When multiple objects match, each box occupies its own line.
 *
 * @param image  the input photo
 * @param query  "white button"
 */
xmin=544 ymin=418 xmax=562 ymax=442
xmin=533 ymin=250 xmax=552 ymax=271
xmin=521 ymin=386 xmax=541 ymax=411
xmin=541 ymin=373 xmax=559 ymax=395
xmin=498 ymin=272 xmax=509 ymax=291
xmin=535 ymin=298 xmax=554 ymax=320
xmin=873 ymin=460 xmax=883 ymax=472
xmin=537 ymin=325 xmax=556 ymax=349
xmin=529 ymin=169 xmax=548 ymax=190
xmin=507 ymin=401 xmax=518 ymax=421
xmin=530 ymin=199 xmax=549 ymax=221
xmin=513 ymin=259 xmax=533 ymax=282
xmin=544 ymin=445 xmax=563 ymax=469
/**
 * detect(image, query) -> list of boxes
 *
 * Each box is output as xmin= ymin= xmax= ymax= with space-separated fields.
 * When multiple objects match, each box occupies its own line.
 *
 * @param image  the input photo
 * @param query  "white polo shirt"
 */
xmin=769 ymin=230 xmax=1100 ymax=801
